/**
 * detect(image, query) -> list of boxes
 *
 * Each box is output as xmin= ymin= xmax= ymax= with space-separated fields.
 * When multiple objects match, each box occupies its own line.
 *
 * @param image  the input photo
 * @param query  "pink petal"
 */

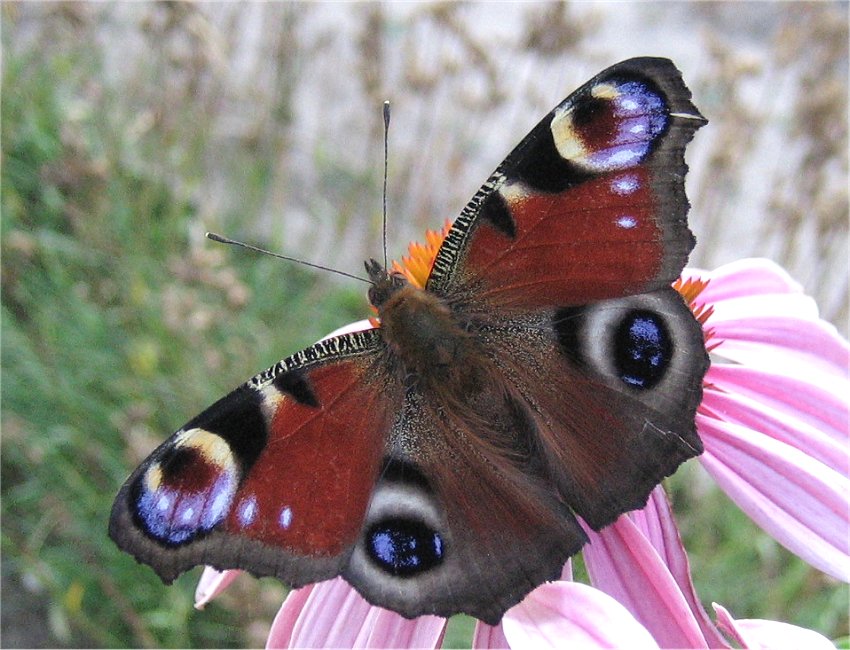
xmin=583 ymin=512 xmax=710 ymax=648
xmin=194 ymin=568 xmax=241 ymax=609
xmin=473 ymin=621 xmax=510 ymax=649
xmin=709 ymin=292 xmax=819 ymax=324
xmin=686 ymin=258 xmax=849 ymax=381
xmin=502 ymin=582 xmax=659 ymax=649
xmin=698 ymin=414 xmax=850 ymax=581
xmin=266 ymin=578 xmax=444 ymax=649
xmin=683 ymin=259 xmax=802 ymax=303
xmin=700 ymin=384 xmax=847 ymax=471
xmin=708 ymin=311 xmax=848 ymax=381
xmin=628 ymin=489 xmax=730 ymax=648
xmin=706 ymin=365 xmax=848 ymax=442
xmin=713 ymin=603 xmax=836 ymax=650
xmin=266 ymin=584 xmax=315 ymax=649
xmin=352 ymin=608 xmax=445 ymax=648
xmin=321 ymin=319 xmax=374 ymax=340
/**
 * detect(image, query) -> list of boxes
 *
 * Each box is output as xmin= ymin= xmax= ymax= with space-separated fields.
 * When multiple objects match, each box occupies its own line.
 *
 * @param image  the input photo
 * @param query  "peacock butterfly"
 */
xmin=109 ymin=57 xmax=709 ymax=624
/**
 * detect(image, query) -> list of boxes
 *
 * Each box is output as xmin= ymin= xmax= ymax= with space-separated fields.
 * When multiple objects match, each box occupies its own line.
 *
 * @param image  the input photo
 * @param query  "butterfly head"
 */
xmin=365 ymin=258 xmax=408 ymax=309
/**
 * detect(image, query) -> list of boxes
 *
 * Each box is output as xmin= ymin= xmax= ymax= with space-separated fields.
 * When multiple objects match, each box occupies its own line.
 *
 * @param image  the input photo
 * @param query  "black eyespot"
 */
xmin=159 ymin=446 xmax=195 ymax=479
xmin=366 ymin=518 xmax=444 ymax=577
xmin=614 ymin=310 xmax=672 ymax=389
xmin=571 ymin=95 xmax=609 ymax=130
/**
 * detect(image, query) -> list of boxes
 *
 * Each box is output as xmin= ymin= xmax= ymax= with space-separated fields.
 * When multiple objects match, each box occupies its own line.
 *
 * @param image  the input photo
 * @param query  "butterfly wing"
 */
xmin=110 ymin=325 xmax=585 ymax=624
xmin=488 ymin=293 xmax=707 ymax=531
xmin=427 ymin=57 xmax=706 ymax=309
xmin=420 ymin=58 xmax=708 ymax=529
xmin=109 ymin=329 xmax=400 ymax=586
xmin=343 ymin=388 xmax=588 ymax=624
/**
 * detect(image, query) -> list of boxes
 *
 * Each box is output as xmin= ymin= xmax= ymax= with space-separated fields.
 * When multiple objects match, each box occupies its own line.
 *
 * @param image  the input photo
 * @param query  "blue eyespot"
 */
xmin=614 ymin=310 xmax=672 ymax=389
xmin=366 ymin=519 xmax=444 ymax=577
xmin=570 ymin=79 xmax=669 ymax=173
xmin=131 ymin=430 xmax=239 ymax=546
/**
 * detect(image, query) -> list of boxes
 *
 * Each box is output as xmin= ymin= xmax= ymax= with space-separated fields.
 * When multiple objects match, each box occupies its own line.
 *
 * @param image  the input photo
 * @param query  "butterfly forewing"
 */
xmin=427 ymin=57 xmax=706 ymax=309
xmin=109 ymin=329 xmax=399 ymax=585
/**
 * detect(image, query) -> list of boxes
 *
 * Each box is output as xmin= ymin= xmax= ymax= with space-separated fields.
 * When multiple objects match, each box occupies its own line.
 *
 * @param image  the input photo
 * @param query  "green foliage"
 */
xmin=1 ymin=39 xmax=366 ymax=648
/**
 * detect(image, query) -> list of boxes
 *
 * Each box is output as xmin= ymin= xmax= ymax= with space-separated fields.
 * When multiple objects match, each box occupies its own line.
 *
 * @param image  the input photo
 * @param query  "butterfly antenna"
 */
xmin=382 ymin=100 xmax=390 ymax=270
xmin=206 ymin=232 xmax=372 ymax=284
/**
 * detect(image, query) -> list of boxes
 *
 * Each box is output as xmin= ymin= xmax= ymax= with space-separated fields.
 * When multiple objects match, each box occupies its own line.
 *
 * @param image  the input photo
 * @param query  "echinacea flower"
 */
xmin=685 ymin=260 xmax=849 ymax=584
xmin=195 ymin=250 xmax=848 ymax=649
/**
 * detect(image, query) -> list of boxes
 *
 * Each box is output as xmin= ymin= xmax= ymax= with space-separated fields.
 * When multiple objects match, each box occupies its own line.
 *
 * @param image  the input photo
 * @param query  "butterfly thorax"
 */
xmin=366 ymin=258 xmax=480 ymax=390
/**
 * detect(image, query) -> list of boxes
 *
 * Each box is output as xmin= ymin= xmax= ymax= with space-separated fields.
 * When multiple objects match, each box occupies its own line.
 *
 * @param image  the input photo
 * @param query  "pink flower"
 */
xmin=686 ymin=259 xmax=849 ymax=583
xmin=198 ymin=259 xmax=848 ymax=648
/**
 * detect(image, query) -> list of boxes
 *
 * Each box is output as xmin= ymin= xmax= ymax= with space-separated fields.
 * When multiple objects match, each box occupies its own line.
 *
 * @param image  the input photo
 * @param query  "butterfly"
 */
xmin=110 ymin=57 xmax=709 ymax=625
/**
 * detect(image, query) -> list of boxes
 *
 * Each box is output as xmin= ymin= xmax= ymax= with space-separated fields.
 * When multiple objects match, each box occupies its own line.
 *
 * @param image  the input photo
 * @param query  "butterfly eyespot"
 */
xmin=365 ymin=518 xmax=445 ymax=577
xmin=132 ymin=428 xmax=239 ymax=545
xmin=552 ymin=78 xmax=668 ymax=174
xmin=613 ymin=310 xmax=672 ymax=389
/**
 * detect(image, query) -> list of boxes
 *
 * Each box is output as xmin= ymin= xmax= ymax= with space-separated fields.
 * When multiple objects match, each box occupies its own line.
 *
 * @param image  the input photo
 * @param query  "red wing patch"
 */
xmin=223 ymin=362 xmax=392 ymax=555
xmin=465 ymin=170 xmax=664 ymax=308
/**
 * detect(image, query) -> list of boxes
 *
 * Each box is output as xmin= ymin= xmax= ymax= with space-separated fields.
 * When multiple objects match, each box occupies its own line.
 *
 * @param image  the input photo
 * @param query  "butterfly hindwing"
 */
xmin=485 ymin=288 xmax=708 ymax=530
xmin=109 ymin=329 xmax=399 ymax=586
xmin=344 ymin=388 xmax=587 ymax=624
xmin=427 ymin=57 xmax=706 ymax=309
xmin=337 ymin=296 xmax=707 ymax=624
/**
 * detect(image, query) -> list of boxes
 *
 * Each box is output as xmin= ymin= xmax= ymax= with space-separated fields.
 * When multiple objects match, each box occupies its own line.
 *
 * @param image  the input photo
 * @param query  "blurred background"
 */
xmin=2 ymin=2 xmax=847 ymax=647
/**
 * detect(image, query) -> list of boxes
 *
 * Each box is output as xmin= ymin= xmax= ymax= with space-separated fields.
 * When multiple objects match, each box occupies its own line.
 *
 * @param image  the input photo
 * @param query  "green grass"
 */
xmin=2 ymin=14 xmax=847 ymax=649
xmin=1 ymin=44 xmax=366 ymax=648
